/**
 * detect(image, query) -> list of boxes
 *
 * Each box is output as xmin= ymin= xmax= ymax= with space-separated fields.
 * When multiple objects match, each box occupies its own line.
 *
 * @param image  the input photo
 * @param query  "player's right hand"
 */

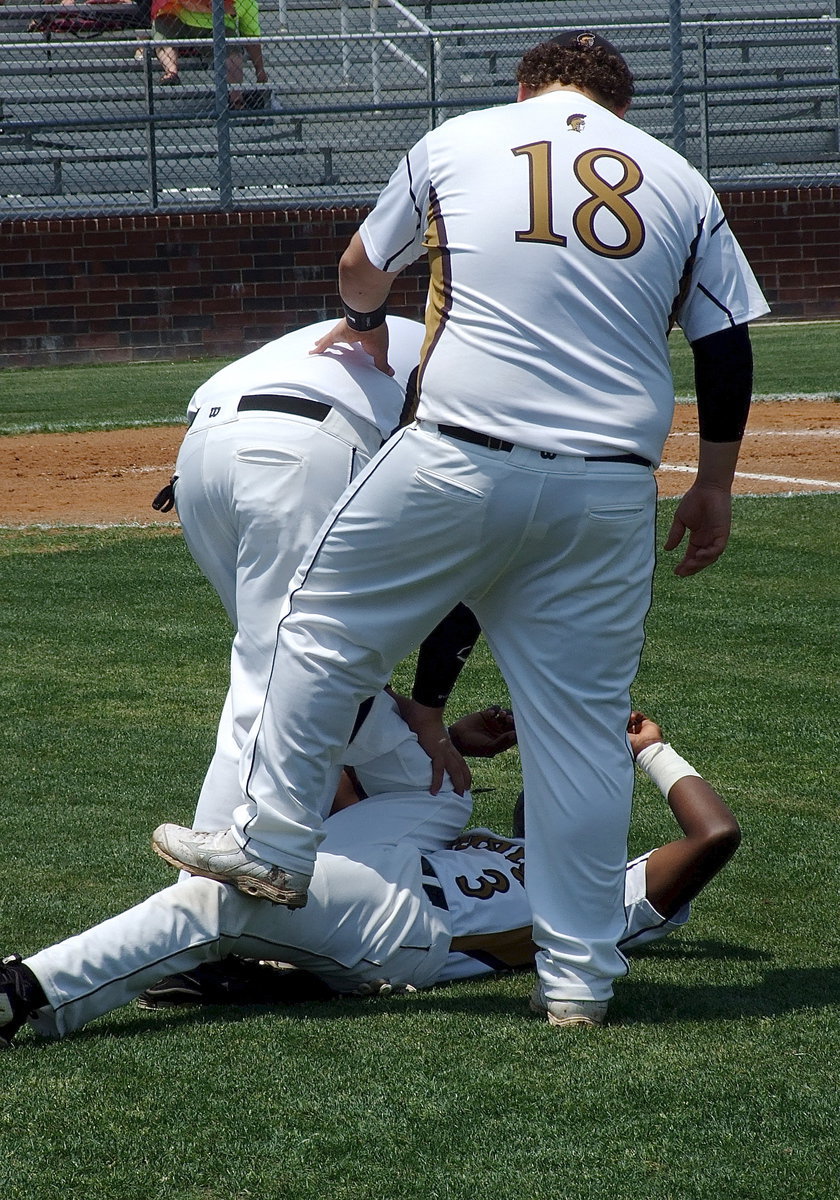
xmin=627 ymin=711 xmax=664 ymax=757
xmin=310 ymin=320 xmax=394 ymax=377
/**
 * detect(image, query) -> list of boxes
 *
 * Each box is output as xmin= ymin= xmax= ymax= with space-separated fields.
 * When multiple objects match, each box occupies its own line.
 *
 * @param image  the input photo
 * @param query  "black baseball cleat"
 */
xmin=135 ymin=960 xmax=297 ymax=1009
xmin=138 ymin=957 xmax=335 ymax=1009
xmin=137 ymin=969 xmax=209 ymax=1010
xmin=0 ymin=954 xmax=48 ymax=1048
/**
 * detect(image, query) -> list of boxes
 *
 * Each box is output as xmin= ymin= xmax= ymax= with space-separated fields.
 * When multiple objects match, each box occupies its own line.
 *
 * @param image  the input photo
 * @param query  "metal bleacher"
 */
xmin=0 ymin=0 xmax=838 ymax=215
xmin=405 ymin=2 xmax=840 ymax=177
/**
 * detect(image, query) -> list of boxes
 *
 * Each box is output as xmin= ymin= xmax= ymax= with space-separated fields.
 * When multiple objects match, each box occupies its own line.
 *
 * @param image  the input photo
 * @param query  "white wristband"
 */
xmin=635 ymin=741 xmax=700 ymax=798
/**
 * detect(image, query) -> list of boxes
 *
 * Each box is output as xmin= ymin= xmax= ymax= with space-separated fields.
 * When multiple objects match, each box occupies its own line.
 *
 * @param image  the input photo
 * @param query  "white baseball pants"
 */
xmin=174 ymin=404 xmax=382 ymax=831
xmin=234 ymin=423 xmax=657 ymax=1002
xmin=26 ymin=780 xmax=470 ymax=1039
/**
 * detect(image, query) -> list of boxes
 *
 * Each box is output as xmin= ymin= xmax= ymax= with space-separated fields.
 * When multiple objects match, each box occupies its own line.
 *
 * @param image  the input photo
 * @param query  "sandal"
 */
xmin=160 ymin=71 xmax=181 ymax=86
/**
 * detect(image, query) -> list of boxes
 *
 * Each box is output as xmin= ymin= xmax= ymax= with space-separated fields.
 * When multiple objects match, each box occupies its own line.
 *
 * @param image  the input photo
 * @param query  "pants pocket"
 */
xmin=235 ymin=448 xmax=303 ymax=468
xmin=588 ymin=504 xmax=647 ymax=522
xmin=414 ymin=466 xmax=485 ymax=503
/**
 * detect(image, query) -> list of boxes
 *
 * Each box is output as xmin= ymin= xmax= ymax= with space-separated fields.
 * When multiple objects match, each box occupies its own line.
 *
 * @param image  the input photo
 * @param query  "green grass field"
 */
xmin=1 ymin=339 xmax=838 ymax=1199
xmin=0 ymin=320 xmax=838 ymax=435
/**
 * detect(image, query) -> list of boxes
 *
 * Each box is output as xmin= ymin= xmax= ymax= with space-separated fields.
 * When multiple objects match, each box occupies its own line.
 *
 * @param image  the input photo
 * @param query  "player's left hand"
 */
xmin=664 ymin=482 xmax=732 ymax=576
xmin=449 ymin=706 xmax=517 ymax=757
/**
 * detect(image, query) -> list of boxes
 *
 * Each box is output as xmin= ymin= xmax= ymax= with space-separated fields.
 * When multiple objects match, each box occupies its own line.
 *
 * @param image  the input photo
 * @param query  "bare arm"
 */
xmin=310 ymin=233 xmax=403 ymax=376
xmin=643 ymin=774 xmax=741 ymax=917
xmin=628 ymin=713 xmax=741 ymax=918
xmin=247 ymin=43 xmax=268 ymax=83
xmin=666 ymin=323 xmax=753 ymax=577
xmin=664 ymin=438 xmax=741 ymax=577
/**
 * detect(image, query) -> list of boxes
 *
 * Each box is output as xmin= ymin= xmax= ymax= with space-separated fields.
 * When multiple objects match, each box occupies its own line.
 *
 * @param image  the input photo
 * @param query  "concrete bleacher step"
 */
xmin=394 ymin=2 xmax=832 ymax=25
xmin=2 ymin=1 xmax=839 ymax=212
xmin=0 ymin=141 xmax=348 ymax=197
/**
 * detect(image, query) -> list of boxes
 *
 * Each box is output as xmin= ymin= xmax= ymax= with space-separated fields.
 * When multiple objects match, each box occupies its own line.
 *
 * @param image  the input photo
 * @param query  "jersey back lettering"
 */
xmin=360 ymin=91 xmax=769 ymax=463
xmin=432 ymin=831 xmax=689 ymax=982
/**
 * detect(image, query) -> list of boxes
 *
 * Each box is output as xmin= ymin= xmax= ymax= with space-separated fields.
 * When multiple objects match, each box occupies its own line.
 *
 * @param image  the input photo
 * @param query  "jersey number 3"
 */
xmin=512 ymin=142 xmax=646 ymax=258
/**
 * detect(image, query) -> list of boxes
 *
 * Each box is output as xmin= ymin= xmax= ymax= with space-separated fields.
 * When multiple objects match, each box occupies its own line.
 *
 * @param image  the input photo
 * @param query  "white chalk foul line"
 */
xmin=658 ymin=463 xmax=840 ymax=489
xmin=0 ymin=521 xmax=177 ymax=531
xmin=674 ymin=393 xmax=839 ymax=404
xmin=667 ymin=429 xmax=839 ymax=437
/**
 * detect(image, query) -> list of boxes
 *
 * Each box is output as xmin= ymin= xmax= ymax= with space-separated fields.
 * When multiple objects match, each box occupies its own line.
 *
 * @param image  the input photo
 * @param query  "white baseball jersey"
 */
xmin=360 ymin=89 xmax=769 ymax=464
xmin=426 ymin=831 xmax=688 ymax=983
xmin=187 ymin=316 xmax=424 ymax=440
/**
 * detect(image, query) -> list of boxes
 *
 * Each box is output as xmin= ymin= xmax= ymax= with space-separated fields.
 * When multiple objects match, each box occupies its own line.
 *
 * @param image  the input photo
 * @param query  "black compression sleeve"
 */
xmin=691 ymin=322 xmax=753 ymax=442
xmin=411 ymin=604 xmax=481 ymax=708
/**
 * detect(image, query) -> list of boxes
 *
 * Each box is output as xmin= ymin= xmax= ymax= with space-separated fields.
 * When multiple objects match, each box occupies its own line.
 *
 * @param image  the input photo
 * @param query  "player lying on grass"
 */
xmin=0 ymin=699 xmax=739 ymax=1045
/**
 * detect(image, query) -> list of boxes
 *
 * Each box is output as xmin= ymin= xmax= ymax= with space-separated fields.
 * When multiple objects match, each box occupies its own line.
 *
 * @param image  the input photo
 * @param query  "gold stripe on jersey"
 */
xmin=416 ymin=184 xmax=451 ymax=397
xmin=449 ymin=926 xmax=538 ymax=971
xmin=668 ymin=218 xmax=704 ymax=332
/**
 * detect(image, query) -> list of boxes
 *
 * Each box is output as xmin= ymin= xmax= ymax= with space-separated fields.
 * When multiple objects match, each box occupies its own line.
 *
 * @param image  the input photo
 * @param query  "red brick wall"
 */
xmin=0 ymin=208 xmax=429 ymax=368
xmin=1 ymin=188 xmax=838 ymax=368
xmin=723 ymin=188 xmax=840 ymax=321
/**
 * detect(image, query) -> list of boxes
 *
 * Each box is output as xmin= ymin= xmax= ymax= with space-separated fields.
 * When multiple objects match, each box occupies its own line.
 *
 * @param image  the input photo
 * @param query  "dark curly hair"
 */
xmin=516 ymin=40 xmax=635 ymax=112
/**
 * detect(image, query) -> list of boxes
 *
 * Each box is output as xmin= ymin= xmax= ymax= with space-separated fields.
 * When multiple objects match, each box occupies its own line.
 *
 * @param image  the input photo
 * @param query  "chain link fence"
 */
xmin=1 ymin=0 xmax=838 ymax=216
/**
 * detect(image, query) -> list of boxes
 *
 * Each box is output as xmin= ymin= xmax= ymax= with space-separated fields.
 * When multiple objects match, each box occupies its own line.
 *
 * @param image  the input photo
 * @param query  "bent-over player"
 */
xmin=160 ymin=316 xmax=423 ymax=832
xmin=0 ymin=702 xmax=738 ymax=1045
xmin=156 ymin=317 xmax=477 ymax=827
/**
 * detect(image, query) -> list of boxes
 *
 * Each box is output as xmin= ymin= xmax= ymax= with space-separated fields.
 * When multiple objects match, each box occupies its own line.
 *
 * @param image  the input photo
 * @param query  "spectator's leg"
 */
xmin=227 ymin=49 xmax=245 ymax=106
xmin=152 ymin=16 xmax=181 ymax=83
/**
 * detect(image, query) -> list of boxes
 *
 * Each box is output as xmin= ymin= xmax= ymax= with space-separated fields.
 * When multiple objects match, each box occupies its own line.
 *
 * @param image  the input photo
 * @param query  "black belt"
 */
xmin=238 ymin=394 xmax=332 ymax=421
xmin=438 ymin=424 xmax=514 ymax=452
xmin=420 ymin=856 xmax=449 ymax=911
xmin=586 ymin=454 xmax=651 ymax=466
xmin=437 ymin=424 xmax=650 ymax=468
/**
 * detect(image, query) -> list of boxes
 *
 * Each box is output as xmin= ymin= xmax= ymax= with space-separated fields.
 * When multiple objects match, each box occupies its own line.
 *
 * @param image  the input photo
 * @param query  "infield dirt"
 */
xmin=2 ymin=399 xmax=838 ymax=526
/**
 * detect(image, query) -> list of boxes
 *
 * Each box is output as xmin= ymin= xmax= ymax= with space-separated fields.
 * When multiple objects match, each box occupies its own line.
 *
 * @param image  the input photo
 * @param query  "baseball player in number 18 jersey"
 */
xmin=365 ymin=84 xmax=767 ymax=465
xmin=151 ymin=32 xmax=767 ymax=1029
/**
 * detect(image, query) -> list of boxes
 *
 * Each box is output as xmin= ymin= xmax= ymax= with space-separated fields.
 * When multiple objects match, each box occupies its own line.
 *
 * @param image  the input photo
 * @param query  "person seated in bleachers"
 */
xmin=150 ymin=0 xmax=267 ymax=99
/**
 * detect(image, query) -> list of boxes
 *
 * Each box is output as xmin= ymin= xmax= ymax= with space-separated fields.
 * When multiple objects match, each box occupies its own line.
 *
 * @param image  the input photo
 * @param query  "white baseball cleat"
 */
xmin=529 ymin=984 xmax=608 ymax=1028
xmin=152 ymin=825 xmax=310 ymax=908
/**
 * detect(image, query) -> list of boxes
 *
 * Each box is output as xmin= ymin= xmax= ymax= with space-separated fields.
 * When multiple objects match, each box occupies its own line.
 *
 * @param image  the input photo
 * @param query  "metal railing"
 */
xmin=1 ymin=0 xmax=838 ymax=216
